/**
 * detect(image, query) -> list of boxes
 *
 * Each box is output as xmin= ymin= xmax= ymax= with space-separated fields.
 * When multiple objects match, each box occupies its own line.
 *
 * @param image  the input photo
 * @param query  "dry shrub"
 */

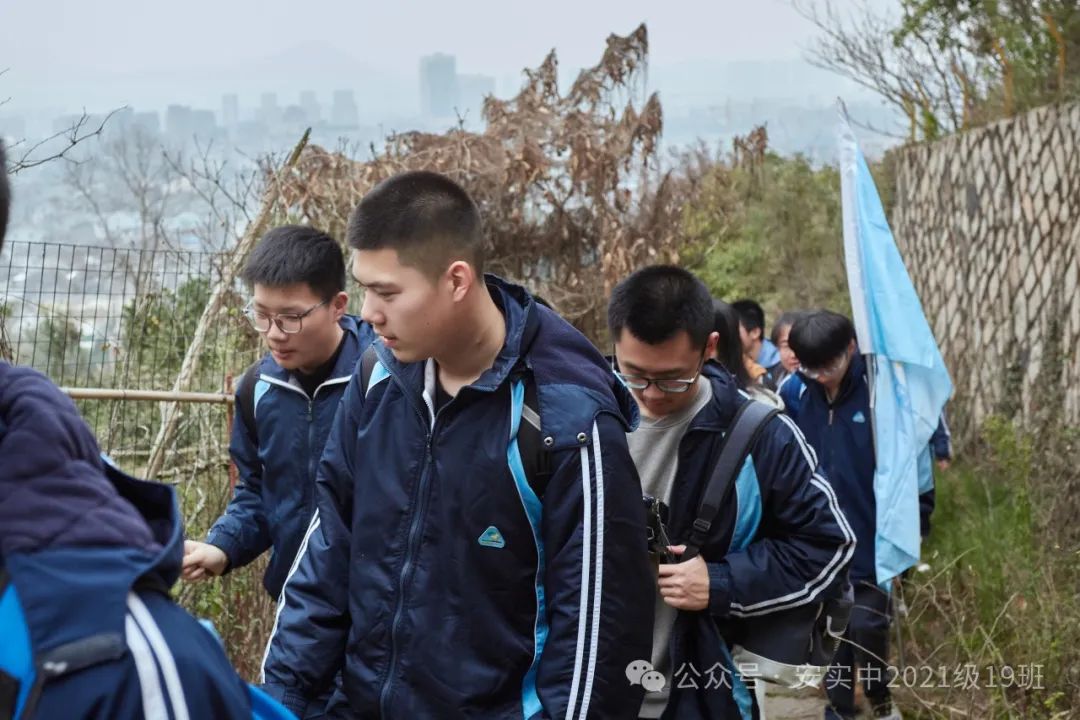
xmin=275 ymin=24 xmax=690 ymax=341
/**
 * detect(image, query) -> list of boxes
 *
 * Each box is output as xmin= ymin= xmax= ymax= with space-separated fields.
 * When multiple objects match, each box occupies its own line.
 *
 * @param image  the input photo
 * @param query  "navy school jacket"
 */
xmin=261 ymin=276 xmax=655 ymax=719
xmin=0 ymin=361 xmax=294 ymax=720
xmin=658 ymin=364 xmax=855 ymax=720
xmin=207 ymin=315 xmax=374 ymax=600
xmin=779 ymin=354 xmax=877 ymax=580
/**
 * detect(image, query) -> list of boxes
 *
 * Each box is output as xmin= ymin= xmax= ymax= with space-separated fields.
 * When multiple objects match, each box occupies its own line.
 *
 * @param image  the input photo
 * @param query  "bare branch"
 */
xmin=793 ymin=0 xmax=980 ymax=139
xmin=7 ymin=107 xmax=124 ymax=173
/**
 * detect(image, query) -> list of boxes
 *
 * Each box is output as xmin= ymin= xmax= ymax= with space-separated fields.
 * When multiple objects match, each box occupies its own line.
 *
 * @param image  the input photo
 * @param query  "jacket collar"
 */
xmin=371 ymin=275 xmax=537 ymax=399
xmin=685 ymin=361 xmax=744 ymax=435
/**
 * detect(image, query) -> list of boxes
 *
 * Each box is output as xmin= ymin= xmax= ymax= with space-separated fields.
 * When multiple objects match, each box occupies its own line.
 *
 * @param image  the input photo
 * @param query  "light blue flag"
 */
xmin=838 ymin=105 xmax=953 ymax=587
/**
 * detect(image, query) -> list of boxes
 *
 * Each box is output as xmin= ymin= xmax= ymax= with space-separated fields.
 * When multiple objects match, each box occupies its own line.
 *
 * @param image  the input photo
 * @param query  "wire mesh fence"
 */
xmin=0 ymin=240 xmax=261 ymax=460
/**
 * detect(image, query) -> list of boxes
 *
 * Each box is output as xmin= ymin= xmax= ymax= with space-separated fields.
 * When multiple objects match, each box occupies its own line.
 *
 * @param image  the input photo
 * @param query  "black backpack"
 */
xmin=683 ymin=399 xmax=853 ymax=688
xmin=236 ymin=360 xmax=262 ymax=447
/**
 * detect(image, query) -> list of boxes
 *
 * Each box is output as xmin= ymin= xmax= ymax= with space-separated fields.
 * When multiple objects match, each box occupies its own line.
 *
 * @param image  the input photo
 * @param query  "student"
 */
xmin=731 ymin=299 xmax=782 ymax=388
xmin=770 ymin=311 xmax=803 ymax=389
xmin=260 ymin=171 xmax=654 ymax=718
xmin=780 ymin=310 xmax=902 ymax=720
xmin=713 ymin=299 xmax=783 ymax=409
xmin=183 ymin=226 xmax=373 ymax=605
xmin=711 ymin=299 xmax=755 ymax=388
xmin=0 ymin=143 xmax=293 ymax=719
xmin=613 ymin=268 xmax=854 ymax=720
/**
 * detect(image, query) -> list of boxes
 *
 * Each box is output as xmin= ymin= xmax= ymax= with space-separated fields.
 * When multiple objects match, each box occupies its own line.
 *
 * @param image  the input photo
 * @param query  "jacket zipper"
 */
xmin=379 ymin=371 xmax=440 ymax=718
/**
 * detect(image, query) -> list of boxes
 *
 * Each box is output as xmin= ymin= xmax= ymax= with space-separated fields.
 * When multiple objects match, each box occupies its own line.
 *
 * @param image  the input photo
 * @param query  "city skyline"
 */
xmin=1 ymin=1 xmax=900 ymax=131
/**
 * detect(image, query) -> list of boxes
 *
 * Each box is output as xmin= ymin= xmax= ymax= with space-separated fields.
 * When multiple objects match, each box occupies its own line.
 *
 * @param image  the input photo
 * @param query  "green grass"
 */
xmin=897 ymin=418 xmax=1080 ymax=719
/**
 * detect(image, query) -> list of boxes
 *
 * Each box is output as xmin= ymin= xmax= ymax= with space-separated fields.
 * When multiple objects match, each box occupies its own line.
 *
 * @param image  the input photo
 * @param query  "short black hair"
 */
xmin=731 ymin=299 xmax=766 ymax=334
xmin=788 ymin=310 xmax=855 ymax=369
xmin=0 ymin=143 xmax=9 ymax=250
xmin=346 ymin=170 xmax=484 ymax=276
xmin=713 ymin=299 xmax=753 ymax=388
xmin=771 ymin=310 xmax=804 ymax=346
xmin=608 ymin=265 xmax=714 ymax=348
xmin=241 ymin=225 xmax=345 ymax=301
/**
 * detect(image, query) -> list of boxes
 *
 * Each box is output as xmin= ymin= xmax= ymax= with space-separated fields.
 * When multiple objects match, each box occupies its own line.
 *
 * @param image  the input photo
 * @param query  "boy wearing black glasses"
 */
xmin=183 ymin=226 xmax=373 ymax=622
xmin=609 ymin=266 xmax=855 ymax=720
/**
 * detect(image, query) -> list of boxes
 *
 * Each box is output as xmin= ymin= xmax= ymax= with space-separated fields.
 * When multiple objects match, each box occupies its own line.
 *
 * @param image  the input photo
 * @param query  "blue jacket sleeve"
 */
xmin=205 ymin=394 xmax=271 ymax=571
xmin=706 ymin=413 xmax=856 ymax=618
xmin=532 ymin=412 xmax=654 ymax=720
xmin=260 ymin=373 xmax=360 ymax=714
xmin=929 ymin=414 xmax=952 ymax=461
xmin=777 ymin=374 xmax=805 ymax=421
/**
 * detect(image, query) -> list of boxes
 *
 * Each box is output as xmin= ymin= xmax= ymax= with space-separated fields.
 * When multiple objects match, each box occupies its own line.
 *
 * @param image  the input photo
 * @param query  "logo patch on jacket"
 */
xmin=853 ymin=411 xmax=867 ymax=423
xmin=478 ymin=526 xmax=506 ymax=549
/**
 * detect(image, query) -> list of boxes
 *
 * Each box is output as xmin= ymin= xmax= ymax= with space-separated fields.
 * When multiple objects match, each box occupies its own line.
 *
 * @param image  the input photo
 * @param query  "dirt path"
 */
xmin=762 ymin=686 xmax=829 ymax=720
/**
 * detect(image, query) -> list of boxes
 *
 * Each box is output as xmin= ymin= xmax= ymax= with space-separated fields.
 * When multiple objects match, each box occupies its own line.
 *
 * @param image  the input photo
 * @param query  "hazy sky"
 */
xmin=2 ymin=0 xmax=898 ymax=118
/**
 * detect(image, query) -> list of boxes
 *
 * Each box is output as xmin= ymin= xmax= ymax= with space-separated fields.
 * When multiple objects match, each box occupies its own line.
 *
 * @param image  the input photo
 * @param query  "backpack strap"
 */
xmin=236 ymin=360 xmax=262 ymax=447
xmin=682 ymin=399 xmax=779 ymax=561
xmin=517 ymin=377 xmax=552 ymax=500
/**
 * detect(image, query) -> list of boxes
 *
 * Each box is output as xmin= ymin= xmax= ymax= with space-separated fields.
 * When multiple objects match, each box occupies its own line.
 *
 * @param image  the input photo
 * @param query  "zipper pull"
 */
xmin=828 ymin=408 xmax=834 ymax=425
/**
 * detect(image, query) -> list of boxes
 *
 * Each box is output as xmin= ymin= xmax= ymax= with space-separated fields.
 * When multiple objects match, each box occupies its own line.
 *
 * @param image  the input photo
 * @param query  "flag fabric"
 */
xmin=838 ymin=104 xmax=954 ymax=587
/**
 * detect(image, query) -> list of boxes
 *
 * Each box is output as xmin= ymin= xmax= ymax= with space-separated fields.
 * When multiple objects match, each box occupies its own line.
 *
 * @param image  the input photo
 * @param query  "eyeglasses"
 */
xmin=614 ymin=350 xmax=706 ymax=394
xmin=243 ymin=300 xmax=328 ymax=334
xmin=800 ymin=353 xmax=848 ymax=380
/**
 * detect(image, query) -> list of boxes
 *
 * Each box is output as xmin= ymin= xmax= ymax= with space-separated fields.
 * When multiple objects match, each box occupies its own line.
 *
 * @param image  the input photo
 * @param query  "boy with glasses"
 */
xmin=780 ymin=310 xmax=902 ymax=720
xmin=610 ymin=267 xmax=854 ymax=719
xmin=183 ymin=226 xmax=373 ymax=621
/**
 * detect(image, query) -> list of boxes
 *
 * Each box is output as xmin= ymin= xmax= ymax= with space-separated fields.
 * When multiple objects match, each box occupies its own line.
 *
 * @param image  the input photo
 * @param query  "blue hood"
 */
xmin=0 ymin=362 xmax=164 ymax=560
xmin=757 ymin=338 xmax=781 ymax=368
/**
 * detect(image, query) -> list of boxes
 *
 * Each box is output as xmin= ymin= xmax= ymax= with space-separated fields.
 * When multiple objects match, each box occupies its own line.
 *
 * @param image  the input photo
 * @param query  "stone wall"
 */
xmin=891 ymin=102 xmax=1080 ymax=439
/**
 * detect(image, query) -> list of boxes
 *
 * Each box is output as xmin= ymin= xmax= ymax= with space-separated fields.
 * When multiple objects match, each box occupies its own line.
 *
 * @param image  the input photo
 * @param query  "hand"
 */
xmin=182 ymin=540 xmax=229 ymax=581
xmin=657 ymin=545 xmax=710 ymax=611
xmin=936 ymin=459 xmax=951 ymax=471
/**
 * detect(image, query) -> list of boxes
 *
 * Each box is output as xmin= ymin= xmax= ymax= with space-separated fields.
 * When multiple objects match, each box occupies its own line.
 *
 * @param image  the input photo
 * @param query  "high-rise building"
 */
xmin=420 ymin=53 xmax=458 ymax=118
xmin=190 ymin=109 xmax=217 ymax=137
xmin=165 ymin=105 xmax=192 ymax=138
xmin=300 ymin=91 xmax=321 ymax=125
xmin=282 ymin=105 xmax=308 ymax=127
xmin=166 ymin=105 xmax=217 ymax=141
xmin=222 ymin=93 xmax=240 ymax=129
xmin=331 ymin=90 xmax=359 ymax=127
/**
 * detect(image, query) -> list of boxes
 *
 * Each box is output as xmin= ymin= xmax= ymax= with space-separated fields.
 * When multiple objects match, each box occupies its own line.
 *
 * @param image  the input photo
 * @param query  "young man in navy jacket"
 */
xmin=261 ymin=171 xmax=654 ymax=718
xmin=780 ymin=310 xmax=902 ymax=720
xmin=182 ymin=226 xmax=373 ymax=603
xmin=610 ymin=267 xmax=855 ymax=720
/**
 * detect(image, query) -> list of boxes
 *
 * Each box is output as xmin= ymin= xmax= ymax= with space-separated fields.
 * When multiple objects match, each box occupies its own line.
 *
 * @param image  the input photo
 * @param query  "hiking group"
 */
xmin=2 ymin=143 xmax=947 ymax=719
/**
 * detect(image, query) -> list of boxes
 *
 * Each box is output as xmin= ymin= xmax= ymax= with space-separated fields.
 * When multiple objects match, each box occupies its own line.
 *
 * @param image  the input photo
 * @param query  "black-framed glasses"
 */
xmin=613 ymin=349 xmax=707 ymax=394
xmin=243 ymin=300 xmax=328 ymax=334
